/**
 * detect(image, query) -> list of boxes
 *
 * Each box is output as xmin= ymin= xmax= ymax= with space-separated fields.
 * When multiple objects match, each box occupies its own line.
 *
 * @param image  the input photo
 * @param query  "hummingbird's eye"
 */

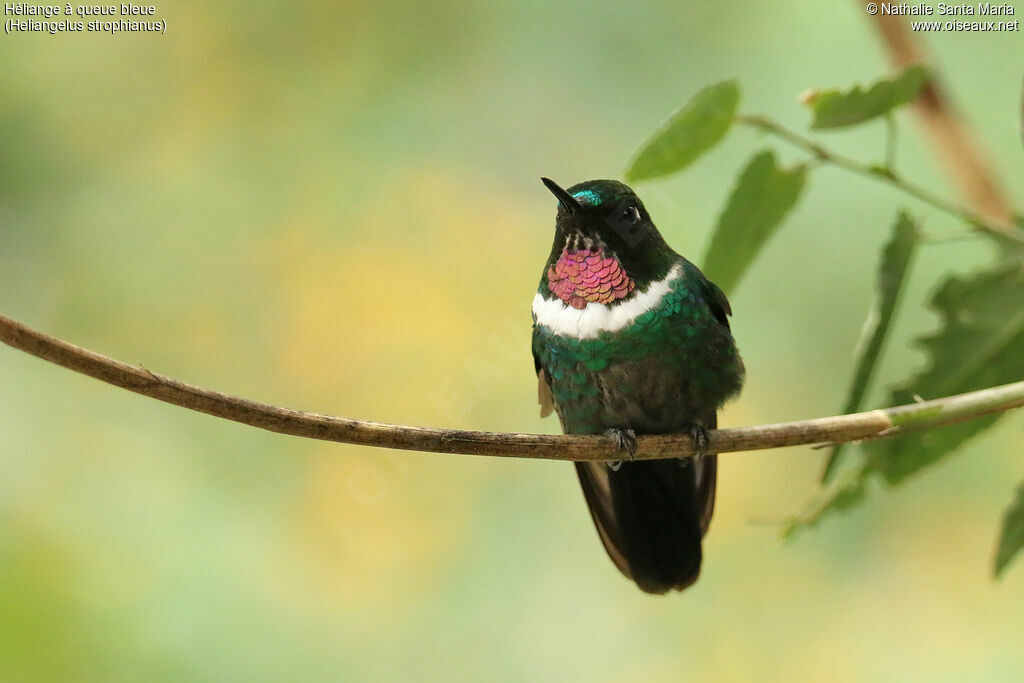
xmin=621 ymin=205 xmax=640 ymax=224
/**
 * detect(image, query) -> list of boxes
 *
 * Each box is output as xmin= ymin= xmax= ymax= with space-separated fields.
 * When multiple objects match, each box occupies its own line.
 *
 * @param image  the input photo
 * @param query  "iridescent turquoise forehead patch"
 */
xmin=571 ymin=189 xmax=602 ymax=206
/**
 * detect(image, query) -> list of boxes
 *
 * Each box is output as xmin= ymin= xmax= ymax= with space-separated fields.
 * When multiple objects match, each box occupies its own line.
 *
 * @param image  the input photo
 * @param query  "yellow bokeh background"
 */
xmin=2 ymin=1 xmax=1023 ymax=680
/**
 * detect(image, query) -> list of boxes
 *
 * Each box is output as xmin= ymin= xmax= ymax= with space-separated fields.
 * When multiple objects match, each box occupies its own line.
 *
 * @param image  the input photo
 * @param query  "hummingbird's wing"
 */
xmin=533 ymin=343 xmax=555 ymax=418
xmin=536 ymin=366 xmax=555 ymax=418
xmin=695 ymin=415 xmax=717 ymax=536
xmin=693 ymin=274 xmax=728 ymax=534
xmin=693 ymin=274 xmax=727 ymax=535
xmin=533 ymin=348 xmax=556 ymax=418
xmin=574 ymin=459 xmax=633 ymax=580
xmin=699 ymin=275 xmax=732 ymax=328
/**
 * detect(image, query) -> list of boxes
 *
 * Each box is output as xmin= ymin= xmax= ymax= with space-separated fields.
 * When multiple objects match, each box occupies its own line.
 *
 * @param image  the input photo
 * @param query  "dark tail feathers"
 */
xmin=575 ymin=453 xmax=716 ymax=594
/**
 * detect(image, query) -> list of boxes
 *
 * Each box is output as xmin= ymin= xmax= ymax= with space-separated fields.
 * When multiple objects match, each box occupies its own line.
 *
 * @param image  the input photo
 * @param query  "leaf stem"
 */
xmin=918 ymin=230 xmax=988 ymax=245
xmin=884 ymin=113 xmax=898 ymax=170
xmin=735 ymin=114 xmax=1024 ymax=245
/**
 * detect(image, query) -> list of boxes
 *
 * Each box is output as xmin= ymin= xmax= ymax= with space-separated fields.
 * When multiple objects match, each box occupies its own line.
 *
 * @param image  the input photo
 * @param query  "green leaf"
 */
xmin=821 ymin=213 xmax=918 ymax=482
xmin=805 ymin=65 xmax=928 ymax=130
xmin=625 ymin=81 xmax=740 ymax=182
xmin=995 ymin=483 xmax=1024 ymax=578
xmin=865 ymin=262 xmax=1024 ymax=483
xmin=997 ymin=216 xmax=1024 ymax=258
xmin=701 ymin=150 xmax=806 ymax=295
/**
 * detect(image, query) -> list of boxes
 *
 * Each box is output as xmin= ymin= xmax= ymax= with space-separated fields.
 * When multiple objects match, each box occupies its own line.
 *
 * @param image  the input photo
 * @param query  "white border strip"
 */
xmin=532 ymin=264 xmax=681 ymax=339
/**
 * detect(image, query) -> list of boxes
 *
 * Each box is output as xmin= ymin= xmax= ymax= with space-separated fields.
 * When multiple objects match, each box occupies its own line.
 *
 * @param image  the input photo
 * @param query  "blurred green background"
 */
xmin=2 ymin=1 xmax=1023 ymax=680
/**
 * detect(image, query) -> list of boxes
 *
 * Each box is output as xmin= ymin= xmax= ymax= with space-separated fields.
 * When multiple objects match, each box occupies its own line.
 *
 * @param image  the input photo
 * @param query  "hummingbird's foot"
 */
xmin=605 ymin=427 xmax=637 ymax=470
xmin=689 ymin=425 xmax=710 ymax=458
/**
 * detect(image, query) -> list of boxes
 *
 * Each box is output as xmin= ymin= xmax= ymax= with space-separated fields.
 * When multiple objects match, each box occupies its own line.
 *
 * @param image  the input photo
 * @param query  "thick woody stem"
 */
xmin=865 ymin=11 xmax=1015 ymax=228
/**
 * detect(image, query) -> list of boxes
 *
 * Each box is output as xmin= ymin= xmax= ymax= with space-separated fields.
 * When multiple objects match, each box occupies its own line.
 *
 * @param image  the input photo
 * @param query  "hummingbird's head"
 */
xmin=540 ymin=178 xmax=673 ymax=309
xmin=542 ymin=178 xmax=661 ymax=251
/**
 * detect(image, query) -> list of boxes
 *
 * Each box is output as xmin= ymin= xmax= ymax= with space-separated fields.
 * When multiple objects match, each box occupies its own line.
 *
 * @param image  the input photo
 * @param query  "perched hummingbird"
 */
xmin=531 ymin=178 xmax=744 ymax=594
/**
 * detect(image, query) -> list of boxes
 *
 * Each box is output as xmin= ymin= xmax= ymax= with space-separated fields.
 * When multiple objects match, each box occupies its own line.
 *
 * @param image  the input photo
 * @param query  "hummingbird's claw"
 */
xmin=689 ymin=425 xmax=710 ymax=458
xmin=605 ymin=427 xmax=638 ymax=469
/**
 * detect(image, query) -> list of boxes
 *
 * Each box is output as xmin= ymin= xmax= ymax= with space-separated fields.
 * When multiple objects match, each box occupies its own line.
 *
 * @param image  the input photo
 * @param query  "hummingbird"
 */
xmin=531 ymin=178 xmax=744 ymax=594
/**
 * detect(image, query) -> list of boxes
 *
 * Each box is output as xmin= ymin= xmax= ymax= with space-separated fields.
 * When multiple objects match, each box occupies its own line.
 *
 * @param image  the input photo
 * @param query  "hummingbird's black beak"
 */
xmin=541 ymin=177 xmax=582 ymax=215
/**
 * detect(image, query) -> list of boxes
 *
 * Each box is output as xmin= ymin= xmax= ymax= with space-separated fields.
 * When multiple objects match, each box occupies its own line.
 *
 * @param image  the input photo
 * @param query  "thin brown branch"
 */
xmin=865 ymin=11 xmax=1015 ymax=229
xmin=736 ymin=114 xmax=1024 ymax=244
xmin=3 ymin=313 xmax=1024 ymax=461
